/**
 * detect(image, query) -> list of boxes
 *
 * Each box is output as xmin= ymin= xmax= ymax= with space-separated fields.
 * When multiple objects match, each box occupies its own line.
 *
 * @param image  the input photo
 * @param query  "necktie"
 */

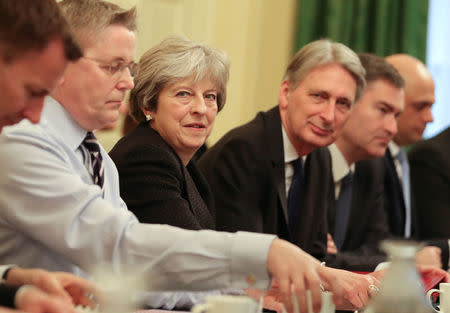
xmin=397 ymin=149 xmax=411 ymax=237
xmin=334 ymin=171 xmax=353 ymax=249
xmin=82 ymin=132 xmax=104 ymax=192
xmin=287 ymin=158 xmax=304 ymax=237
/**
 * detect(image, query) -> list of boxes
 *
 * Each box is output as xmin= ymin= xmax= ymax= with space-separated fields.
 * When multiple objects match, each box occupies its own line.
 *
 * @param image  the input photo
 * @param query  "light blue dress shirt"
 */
xmin=0 ymin=97 xmax=275 ymax=296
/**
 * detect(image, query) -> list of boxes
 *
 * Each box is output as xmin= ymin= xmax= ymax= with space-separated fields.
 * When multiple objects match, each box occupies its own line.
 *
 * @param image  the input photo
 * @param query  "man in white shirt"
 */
xmin=0 ymin=1 xmax=372 ymax=312
xmin=1 ymin=0 xmax=97 ymax=312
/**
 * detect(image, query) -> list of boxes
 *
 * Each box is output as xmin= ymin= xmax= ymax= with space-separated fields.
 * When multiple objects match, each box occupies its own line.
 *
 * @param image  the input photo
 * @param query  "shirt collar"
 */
xmin=282 ymin=124 xmax=304 ymax=164
xmin=42 ymin=96 xmax=88 ymax=151
xmin=329 ymin=143 xmax=354 ymax=184
xmin=388 ymin=141 xmax=401 ymax=157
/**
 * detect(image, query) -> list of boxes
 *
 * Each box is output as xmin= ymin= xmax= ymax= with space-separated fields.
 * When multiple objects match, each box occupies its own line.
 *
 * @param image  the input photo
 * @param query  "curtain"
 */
xmin=294 ymin=0 xmax=429 ymax=62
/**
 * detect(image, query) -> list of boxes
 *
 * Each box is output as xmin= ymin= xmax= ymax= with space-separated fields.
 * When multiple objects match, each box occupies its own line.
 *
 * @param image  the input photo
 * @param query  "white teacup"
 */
xmin=191 ymin=295 xmax=258 ymax=313
xmin=427 ymin=282 xmax=450 ymax=312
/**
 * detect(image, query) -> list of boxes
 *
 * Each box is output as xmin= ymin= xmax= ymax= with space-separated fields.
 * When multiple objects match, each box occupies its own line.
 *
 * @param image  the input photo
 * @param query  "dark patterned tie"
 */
xmin=287 ymin=158 xmax=304 ymax=237
xmin=334 ymin=171 xmax=353 ymax=249
xmin=82 ymin=132 xmax=104 ymax=192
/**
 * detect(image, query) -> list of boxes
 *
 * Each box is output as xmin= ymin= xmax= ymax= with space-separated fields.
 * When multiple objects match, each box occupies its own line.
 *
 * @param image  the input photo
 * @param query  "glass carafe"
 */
xmin=365 ymin=240 xmax=433 ymax=313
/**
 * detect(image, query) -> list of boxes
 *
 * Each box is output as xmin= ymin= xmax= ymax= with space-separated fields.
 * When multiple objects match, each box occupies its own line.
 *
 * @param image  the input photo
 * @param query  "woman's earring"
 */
xmin=146 ymin=113 xmax=153 ymax=122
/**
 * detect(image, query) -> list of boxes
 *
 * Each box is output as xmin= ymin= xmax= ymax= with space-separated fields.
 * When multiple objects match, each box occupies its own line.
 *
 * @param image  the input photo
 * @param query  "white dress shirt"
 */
xmin=0 ymin=96 xmax=275 ymax=293
xmin=329 ymin=144 xmax=355 ymax=198
xmin=282 ymin=125 xmax=306 ymax=196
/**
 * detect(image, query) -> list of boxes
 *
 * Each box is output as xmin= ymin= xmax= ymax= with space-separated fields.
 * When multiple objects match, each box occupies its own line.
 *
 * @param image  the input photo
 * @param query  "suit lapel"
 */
xmin=263 ymin=107 xmax=289 ymax=227
xmin=183 ymin=165 xmax=215 ymax=229
xmin=385 ymin=149 xmax=406 ymax=236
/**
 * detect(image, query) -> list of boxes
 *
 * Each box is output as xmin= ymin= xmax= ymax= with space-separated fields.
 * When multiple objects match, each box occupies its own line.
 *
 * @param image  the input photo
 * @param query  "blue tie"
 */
xmin=397 ymin=149 xmax=411 ymax=237
xmin=287 ymin=158 xmax=304 ymax=237
xmin=334 ymin=171 xmax=353 ymax=249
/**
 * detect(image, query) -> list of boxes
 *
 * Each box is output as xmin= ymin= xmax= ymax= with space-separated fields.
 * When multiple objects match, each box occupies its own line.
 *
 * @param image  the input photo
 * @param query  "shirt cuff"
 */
xmin=230 ymin=231 xmax=276 ymax=290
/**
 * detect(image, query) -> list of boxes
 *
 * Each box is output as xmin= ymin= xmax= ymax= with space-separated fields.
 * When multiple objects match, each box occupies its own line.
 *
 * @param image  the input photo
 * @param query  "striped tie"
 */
xmin=82 ymin=132 xmax=104 ymax=192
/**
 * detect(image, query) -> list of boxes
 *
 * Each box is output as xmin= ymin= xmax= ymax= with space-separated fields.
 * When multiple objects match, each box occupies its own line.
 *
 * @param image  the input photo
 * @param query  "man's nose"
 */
xmin=385 ymin=115 xmax=398 ymax=136
xmin=320 ymin=101 xmax=335 ymax=123
xmin=117 ymin=68 xmax=135 ymax=91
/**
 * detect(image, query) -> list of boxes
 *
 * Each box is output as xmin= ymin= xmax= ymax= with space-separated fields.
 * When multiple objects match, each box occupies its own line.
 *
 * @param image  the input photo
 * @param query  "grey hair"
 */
xmin=284 ymin=39 xmax=366 ymax=102
xmin=130 ymin=36 xmax=230 ymax=123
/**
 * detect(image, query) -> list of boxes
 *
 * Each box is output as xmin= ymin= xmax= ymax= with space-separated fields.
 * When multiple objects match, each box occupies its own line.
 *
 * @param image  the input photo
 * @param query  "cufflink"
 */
xmin=246 ymin=274 xmax=256 ymax=286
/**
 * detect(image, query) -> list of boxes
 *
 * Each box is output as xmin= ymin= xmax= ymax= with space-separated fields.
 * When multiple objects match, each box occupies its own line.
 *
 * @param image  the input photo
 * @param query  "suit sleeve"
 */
xmin=198 ymin=137 xmax=269 ymax=234
xmin=324 ymin=191 xmax=389 ymax=272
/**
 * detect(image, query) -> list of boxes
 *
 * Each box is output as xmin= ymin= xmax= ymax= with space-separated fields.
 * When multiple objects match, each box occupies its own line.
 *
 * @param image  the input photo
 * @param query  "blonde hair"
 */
xmin=130 ymin=36 xmax=230 ymax=123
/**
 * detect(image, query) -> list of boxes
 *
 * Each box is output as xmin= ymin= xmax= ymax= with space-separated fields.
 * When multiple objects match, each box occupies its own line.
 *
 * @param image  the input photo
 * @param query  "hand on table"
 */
xmin=266 ymin=239 xmax=323 ymax=313
xmin=319 ymin=266 xmax=380 ymax=311
xmin=248 ymin=267 xmax=380 ymax=312
xmin=6 ymin=268 xmax=98 ymax=307
xmin=416 ymin=246 xmax=442 ymax=269
xmin=15 ymin=286 xmax=76 ymax=313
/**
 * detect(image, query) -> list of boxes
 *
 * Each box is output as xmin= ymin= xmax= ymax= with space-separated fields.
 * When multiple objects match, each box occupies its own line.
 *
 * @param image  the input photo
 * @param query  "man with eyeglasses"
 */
xmin=0 ymin=1 xmax=369 ymax=312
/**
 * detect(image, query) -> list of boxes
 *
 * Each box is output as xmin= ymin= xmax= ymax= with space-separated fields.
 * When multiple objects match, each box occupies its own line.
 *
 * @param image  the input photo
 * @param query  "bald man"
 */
xmin=383 ymin=54 xmax=447 ymax=269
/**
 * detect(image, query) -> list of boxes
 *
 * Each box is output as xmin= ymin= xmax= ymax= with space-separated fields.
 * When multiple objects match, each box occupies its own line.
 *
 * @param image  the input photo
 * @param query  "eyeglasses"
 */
xmin=83 ymin=57 xmax=138 ymax=79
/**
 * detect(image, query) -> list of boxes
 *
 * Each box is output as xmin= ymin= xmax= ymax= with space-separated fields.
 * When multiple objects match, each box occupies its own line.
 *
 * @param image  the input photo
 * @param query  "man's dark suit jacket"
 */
xmin=327 ymin=156 xmax=390 ymax=271
xmin=0 ymin=284 xmax=18 ymax=307
xmin=199 ymin=106 xmax=385 ymax=270
xmin=384 ymin=146 xmax=449 ymax=268
xmin=409 ymin=127 xmax=450 ymax=239
xmin=198 ymin=106 xmax=331 ymax=260
xmin=110 ymin=123 xmax=215 ymax=230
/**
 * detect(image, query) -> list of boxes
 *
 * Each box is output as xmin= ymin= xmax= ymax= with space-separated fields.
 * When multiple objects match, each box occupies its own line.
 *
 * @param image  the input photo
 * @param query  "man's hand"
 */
xmin=15 ymin=286 xmax=76 ymax=313
xmin=52 ymin=272 xmax=98 ymax=307
xmin=318 ymin=267 xmax=380 ymax=311
xmin=417 ymin=265 xmax=450 ymax=282
xmin=267 ymin=239 xmax=323 ymax=313
xmin=6 ymin=268 xmax=97 ymax=306
xmin=416 ymin=246 xmax=442 ymax=268
xmin=326 ymin=233 xmax=338 ymax=255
